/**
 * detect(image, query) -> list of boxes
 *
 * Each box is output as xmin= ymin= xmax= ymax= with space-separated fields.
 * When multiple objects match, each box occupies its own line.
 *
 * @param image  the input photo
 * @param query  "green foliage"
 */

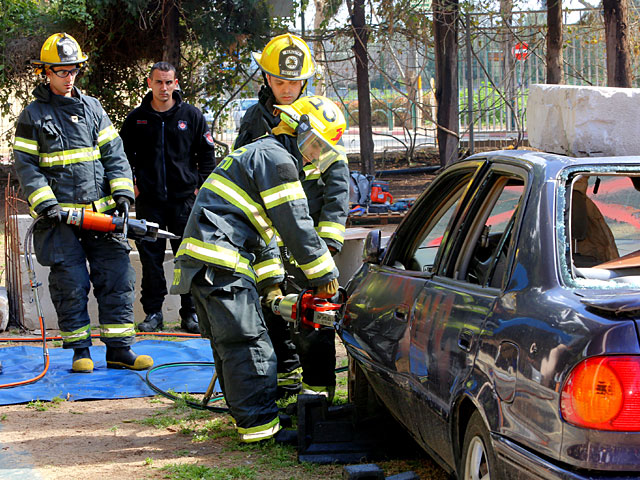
xmin=0 ymin=0 xmax=276 ymax=151
xmin=160 ymin=463 xmax=257 ymax=479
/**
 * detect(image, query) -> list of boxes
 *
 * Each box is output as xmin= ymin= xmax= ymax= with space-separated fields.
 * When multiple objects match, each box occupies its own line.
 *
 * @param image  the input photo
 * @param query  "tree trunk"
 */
xmin=546 ymin=0 xmax=563 ymax=84
xmin=313 ymin=0 xmax=326 ymax=96
xmin=162 ymin=0 xmax=181 ymax=70
xmin=350 ymin=0 xmax=375 ymax=175
xmin=603 ymin=0 xmax=632 ymax=87
xmin=433 ymin=0 xmax=459 ymax=166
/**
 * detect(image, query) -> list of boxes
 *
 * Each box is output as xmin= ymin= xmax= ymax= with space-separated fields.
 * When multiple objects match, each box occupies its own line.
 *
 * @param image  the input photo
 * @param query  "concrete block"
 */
xmin=9 ymin=216 xmax=395 ymax=331
xmin=0 ymin=287 xmax=8 ymax=331
xmin=342 ymin=464 xmax=384 ymax=479
xmin=14 ymin=215 xmax=180 ymax=331
xmin=527 ymin=84 xmax=640 ymax=157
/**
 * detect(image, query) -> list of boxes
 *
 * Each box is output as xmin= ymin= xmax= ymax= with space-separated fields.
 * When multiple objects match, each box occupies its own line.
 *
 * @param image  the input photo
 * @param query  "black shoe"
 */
xmin=138 ymin=312 xmax=163 ymax=332
xmin=273 ymin=428 xmax=297 ymax=445
xmin=106 ymin=346 xmax=153 ymax=370
xmin=180 ymin=313 xmax=200 ymax=334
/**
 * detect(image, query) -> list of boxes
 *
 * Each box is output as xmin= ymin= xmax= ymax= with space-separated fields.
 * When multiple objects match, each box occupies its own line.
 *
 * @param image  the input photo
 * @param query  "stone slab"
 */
xmin=527 ymin=84 xmax=640 ymax=157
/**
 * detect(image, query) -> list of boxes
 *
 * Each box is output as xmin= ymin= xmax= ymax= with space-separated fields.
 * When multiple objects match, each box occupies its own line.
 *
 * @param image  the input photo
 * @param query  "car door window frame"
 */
xmin=440 ymin=164 xmax=529 ymax=290
xmin=383 ymin=162 xmax=486 ymax=275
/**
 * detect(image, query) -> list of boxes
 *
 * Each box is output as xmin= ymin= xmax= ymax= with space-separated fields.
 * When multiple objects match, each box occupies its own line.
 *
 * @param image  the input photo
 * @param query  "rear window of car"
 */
xmin=560 ymin=170 xmax=640 ymax=289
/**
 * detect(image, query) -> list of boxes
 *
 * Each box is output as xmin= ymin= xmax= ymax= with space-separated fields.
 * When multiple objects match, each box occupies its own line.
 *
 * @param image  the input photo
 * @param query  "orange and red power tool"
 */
xmin=60 ymin=208 xmax=180 ymax=242
xmin=271 ymin=291 xmax=343 ymax=330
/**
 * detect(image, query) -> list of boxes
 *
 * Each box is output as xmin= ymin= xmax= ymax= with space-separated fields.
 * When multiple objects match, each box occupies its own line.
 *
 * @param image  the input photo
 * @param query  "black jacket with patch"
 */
xmin=120 ymin=90 xmax=216 ymax=201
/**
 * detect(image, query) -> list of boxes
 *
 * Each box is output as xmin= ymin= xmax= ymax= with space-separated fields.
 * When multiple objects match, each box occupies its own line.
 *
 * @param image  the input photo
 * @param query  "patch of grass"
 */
xmin=160 ymin=463 xmax=257 ymax=479
xmin=233 ymin=438 xmax=298 ymax=470
xmin=26 ymin=400 xmax=48 ymax=411
xmin=144 ymin=457 xmax=153 ymax=466
xmin=137 ymin=391 xmax=213 ymax=433
xmin=0 ymin=414 xmax=7 ymax=421
xmin=191 ymin=417 xmax=235 ymax=442
xmin=51 ymin=395 xmax=65 ymax=404
xmin=173 ymin=449 xmax=192 ymax=457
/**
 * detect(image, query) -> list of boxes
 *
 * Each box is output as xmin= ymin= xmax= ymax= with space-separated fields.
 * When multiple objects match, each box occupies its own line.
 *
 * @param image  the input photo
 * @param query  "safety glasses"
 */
xmin=50 ymin=67 xmax=82 ymax=78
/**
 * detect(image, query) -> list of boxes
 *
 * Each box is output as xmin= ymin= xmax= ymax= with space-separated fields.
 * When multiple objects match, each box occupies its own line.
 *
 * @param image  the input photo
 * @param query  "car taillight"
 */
xmin=561 ymin=356 xmax=640 ymax=431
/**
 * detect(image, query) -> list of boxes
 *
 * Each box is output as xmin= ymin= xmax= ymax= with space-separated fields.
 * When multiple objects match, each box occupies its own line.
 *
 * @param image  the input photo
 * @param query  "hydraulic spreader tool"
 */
xmin=271 ymin=290 xmax=344 ymax=330
xmin=60 ymin=207 xmax=180 ymax=242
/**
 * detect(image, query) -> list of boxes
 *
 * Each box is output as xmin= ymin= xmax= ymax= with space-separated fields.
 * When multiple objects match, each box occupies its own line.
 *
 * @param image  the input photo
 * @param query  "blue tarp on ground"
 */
xmin=0 ymin=339 xmax=217 ymax=406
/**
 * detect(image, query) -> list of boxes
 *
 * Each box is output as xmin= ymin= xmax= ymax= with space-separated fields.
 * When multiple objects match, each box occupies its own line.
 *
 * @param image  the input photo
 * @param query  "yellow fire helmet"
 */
xmin=31 ymin=33 xmax=88 ymax=74
xmin=276 ymin=96 xmax=346 ymax=172
xmin=252 ymin=33 xmax=316 ymax=81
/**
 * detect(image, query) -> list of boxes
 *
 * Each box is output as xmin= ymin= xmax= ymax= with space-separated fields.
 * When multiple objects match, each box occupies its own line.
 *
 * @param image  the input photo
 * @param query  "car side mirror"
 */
xmin=363 ymin=229 xmax=383 ymax=264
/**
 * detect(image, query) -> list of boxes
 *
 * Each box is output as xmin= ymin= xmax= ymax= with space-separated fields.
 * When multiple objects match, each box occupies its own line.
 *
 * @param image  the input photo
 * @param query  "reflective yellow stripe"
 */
xmin=316 ymin=221 xmax=345 ymax=244
xmin=94 ymin=195 xmax=116 ymax=213
xmin=28 ymin=185 xmax=56 ymax=210
xmin=237 ymin=417 xmax=280 ymax=443
xmin=61 ymin=325 xmax=91 ymax=343
xmin=39 ymin=146 xmax=100 ymax=167
xmin=100 ymin=323 xmax=135 ymax=338
xmin=172 ymin=268 xmax=182 ymax=286
xmin=303 ymin=164 xmax=321 ymax=181
xmin=299 ymin=251 xmax=336 ymax=280
xmin=98 ymin=125 xmax=119 ymax=147
xmin=203 ymin=174 xmax=274 ymax=244
xmin=109 ymin=177 xmax=134 ymax=193
xmin=261 ymin=181 xmax=306 ymax=209
xmin=176 ymin=237 xmax=256 ymax=281
xmin=14 ymin=136 xmax=39 ymax=155
xmin=254 ymin=257 xmax=285 ymax=282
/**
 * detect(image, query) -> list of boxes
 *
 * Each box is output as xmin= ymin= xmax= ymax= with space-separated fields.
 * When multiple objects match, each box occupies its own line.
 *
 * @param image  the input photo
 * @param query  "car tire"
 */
xmin=460 ymin=410 xmax=497 ymax=480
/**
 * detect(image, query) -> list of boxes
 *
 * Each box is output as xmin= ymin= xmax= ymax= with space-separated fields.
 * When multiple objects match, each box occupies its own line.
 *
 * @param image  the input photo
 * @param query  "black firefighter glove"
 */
xmin=42 ymin=204 xmax=62 ymax=224
xmin=114 ymin=195 xmax=131 ymax=216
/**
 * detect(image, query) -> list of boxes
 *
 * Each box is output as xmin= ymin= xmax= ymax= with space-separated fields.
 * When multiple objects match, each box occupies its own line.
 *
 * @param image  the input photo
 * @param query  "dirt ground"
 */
xmin=0 ymin=158 xmax=449 ymax=479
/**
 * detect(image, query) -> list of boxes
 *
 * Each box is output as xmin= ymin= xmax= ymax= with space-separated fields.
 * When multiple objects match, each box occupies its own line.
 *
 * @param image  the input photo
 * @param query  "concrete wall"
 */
xmin=12 ymin=216 xmax=393 ymax=331
xmin=527 ymin=84 xmax=640 ymax=157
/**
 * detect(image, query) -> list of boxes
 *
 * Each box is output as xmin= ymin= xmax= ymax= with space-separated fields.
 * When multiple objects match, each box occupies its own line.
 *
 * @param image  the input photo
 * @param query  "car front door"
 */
xmin=406 ymin=165 xmax=527 ymax=465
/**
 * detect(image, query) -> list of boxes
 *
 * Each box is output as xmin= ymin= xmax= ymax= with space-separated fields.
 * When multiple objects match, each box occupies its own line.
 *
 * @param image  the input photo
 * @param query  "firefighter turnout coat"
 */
xmin=171 ymin=135 xmax=338 ymax=294
xmin=234 ymin=91 xmax=349 ymax=253
xmin=13 ymin=84 xmax=134 ymax=215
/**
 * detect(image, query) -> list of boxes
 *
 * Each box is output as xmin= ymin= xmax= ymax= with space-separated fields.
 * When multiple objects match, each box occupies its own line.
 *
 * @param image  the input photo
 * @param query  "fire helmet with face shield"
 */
xmin=275 ymin=95 xmax=346 ymax=172
xmin=252 ymin=33 xmax=316 ymax=81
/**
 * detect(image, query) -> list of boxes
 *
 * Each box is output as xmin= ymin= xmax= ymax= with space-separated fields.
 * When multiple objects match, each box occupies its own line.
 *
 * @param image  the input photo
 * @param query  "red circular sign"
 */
xmin=513 ymin=42 xmax=530 ymax=61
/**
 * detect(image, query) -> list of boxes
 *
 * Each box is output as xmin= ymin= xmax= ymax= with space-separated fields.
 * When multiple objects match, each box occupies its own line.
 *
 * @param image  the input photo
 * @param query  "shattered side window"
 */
xmin=560 ymin=170 xmax=640 ymax=288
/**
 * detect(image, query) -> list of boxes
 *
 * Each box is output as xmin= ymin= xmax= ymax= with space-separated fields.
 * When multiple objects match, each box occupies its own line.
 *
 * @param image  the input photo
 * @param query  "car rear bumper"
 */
xmin=494 ymin=434 xmax=640 ymax=479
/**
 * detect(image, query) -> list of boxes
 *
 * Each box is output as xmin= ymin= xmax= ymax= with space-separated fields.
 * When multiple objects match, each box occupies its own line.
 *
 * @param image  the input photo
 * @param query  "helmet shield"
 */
xmin=297 ymin=127 xmax=342 ymax=172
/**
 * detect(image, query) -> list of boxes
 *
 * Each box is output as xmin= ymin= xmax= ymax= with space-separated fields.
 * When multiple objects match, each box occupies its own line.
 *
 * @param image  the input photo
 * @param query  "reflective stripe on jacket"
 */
xmin=13 ymin=84 xmax=134 ymax=215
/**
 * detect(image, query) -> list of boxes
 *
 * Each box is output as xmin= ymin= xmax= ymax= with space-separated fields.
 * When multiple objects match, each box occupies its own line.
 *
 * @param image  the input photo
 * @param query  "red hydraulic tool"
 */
xmin=369 ymin=180 xmax=393 ymax=204
xmin=271 ymin=290 xmax=343 ymax=330
xmin=61 ymin=207 xmax=180 ymax=242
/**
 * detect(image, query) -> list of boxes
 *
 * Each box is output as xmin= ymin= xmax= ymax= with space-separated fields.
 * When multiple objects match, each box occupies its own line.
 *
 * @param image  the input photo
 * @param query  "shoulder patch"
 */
xmin=276 ymin=163 xmax=299 ymax=182
xmin=204 ymin=131 xmax=214 ymax=146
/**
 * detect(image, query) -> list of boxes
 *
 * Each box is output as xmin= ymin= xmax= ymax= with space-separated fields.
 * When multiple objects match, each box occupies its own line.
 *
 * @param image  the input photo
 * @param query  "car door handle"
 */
xmin=458 ymin=329 xmax=474 ymax=351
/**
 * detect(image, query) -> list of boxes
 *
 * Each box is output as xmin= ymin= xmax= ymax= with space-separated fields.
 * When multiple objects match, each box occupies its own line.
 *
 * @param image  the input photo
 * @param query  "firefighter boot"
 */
xmin=106 ymin=346 xmax=153 ymax=370
xmin=72 ymin=347 xmax=93 ymax=373
xmin=137 ymin=312 xmax=163 ymax=332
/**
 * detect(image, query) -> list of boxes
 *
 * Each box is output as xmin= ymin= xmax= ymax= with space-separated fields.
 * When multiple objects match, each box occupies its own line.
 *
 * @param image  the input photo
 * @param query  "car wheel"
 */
xmin=460 ymin=411 xmax=497 ymax=480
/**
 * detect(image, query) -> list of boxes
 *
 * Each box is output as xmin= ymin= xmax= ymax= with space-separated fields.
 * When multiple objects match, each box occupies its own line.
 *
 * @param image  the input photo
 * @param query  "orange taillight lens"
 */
xmin=561 ymin=356 xmax=640 ymax=431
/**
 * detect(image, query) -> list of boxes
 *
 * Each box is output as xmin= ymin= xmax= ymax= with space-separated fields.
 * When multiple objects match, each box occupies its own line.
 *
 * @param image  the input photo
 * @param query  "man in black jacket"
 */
xmin=120 ymin=62 xmax=216 ymax=333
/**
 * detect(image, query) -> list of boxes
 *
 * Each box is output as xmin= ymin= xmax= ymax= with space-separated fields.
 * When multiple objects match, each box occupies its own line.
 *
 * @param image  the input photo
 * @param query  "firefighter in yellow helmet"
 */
xmin=13 ymin=33 xmax=152 ymax=373
xmin=171 ymin=95 xmax=344 ymax=442
xmin=237 ymin=38 xmax=350 ymax=404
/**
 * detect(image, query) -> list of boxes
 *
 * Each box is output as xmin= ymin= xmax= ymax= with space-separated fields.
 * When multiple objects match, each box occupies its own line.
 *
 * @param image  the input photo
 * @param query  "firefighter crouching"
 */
xmin=170 ymin=95 xmax=344 ymax=443
xmin=13 ymin=33 xmax=152 ymax=373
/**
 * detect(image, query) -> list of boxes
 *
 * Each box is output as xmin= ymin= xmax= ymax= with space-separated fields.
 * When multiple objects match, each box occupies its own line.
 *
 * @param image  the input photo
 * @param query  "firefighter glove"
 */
xmin=262 ymin=284 xmax=283 ymax=310
xmin=42 ymin=204 xmax=62 ymax=223
xmin=114 ymin=195 xmax=130 ymax=215
xmin=316 ymin=278 xmax=339 ymax=299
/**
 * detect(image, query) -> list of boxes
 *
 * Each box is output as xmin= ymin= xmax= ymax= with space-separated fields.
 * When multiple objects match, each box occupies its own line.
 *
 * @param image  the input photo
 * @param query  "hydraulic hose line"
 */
xmin=1 ymin=217 xmax=50 ymax=389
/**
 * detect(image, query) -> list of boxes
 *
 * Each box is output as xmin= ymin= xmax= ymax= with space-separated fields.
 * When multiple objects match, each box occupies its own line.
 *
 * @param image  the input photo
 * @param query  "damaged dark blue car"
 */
xmin=338 ymin=150 xmax=640 ymax=479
